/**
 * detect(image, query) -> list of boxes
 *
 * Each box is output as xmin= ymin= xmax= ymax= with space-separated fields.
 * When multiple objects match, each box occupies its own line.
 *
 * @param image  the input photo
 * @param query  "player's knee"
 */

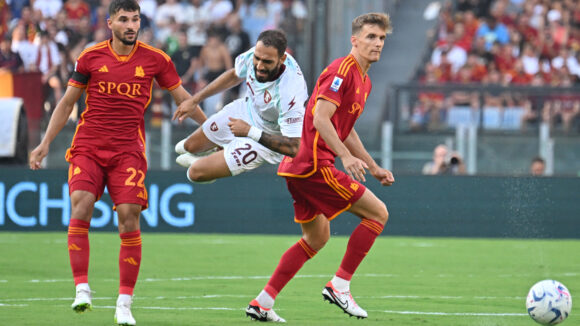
xmin=188 ymin=165 xmax=209 ymax=182
xmin=374 ymin=202 xmax=389 ymax=225
xmin=184 ymin=137 xmax=195 ymax=153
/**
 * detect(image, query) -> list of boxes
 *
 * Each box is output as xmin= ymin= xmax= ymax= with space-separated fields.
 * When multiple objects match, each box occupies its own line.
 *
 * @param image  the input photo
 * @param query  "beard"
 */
xmin=254 ymin=64 xmax=280 ymax=82
xmin=115 ymin=29 xmax=139 ymax=46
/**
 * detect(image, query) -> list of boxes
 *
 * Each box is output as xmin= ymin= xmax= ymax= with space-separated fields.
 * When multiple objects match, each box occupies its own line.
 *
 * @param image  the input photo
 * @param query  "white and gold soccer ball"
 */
xmin=526 ymin=280 xmax=572 ymax=325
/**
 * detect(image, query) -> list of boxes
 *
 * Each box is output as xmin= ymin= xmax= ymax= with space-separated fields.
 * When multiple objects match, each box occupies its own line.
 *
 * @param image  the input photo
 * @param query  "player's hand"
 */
xmin=228 ymin=117 xmax=251 ymax=137
xmin=371 ymin=167 xmax=395 ymax=186
xmin=29 ymin=143 xmax=49 ymax=170
xmin=341 ymin=155 xmax=368 ymax=182
xmin=173 ymin=97 xmax=201 ymax=123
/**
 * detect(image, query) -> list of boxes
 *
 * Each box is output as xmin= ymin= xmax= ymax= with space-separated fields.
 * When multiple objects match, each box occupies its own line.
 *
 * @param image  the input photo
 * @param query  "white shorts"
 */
xmin=201 ymin=99 xmax=284 ymax=176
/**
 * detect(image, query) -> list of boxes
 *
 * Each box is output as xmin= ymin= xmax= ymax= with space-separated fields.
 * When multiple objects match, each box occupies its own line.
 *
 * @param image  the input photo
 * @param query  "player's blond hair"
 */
xmin=352 ymin=13 xmax=393 ymax=35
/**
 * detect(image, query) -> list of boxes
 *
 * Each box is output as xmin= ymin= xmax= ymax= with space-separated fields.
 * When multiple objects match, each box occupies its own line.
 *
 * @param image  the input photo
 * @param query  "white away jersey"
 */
xmin=234 ymin=47 xmax=308 ymax=137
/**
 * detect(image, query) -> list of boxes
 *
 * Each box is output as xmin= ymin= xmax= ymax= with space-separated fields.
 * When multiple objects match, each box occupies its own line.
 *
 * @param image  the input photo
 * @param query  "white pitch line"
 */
xmin=0 ymin=303 xmax=28 ymax=307
xmin=96 ymin=305 xmax=240 ymax=311
xmin=3 ymin=272 xmax=578 ymax=283
xmin=374 ymin=310 xmax=527 ymax=317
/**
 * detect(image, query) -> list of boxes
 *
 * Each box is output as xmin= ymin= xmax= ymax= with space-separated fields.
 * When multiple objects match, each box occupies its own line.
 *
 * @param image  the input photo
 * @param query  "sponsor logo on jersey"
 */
xmin=288 ymin=96 xmax=296 ymax=110
xmin=97 ymin=81 xmax=142 ymax=99
xmin=135 ymin=66 xmax=145 ymax=78
xmin=330 ymin=76 xmax=343 ymax=92
xmin=285 ymin=117 xmax=302 ymax=124
xmin=264 ymin=90 xmax=272 ymax=104
xmin=349 ymin=102 xmax=362 ymax=116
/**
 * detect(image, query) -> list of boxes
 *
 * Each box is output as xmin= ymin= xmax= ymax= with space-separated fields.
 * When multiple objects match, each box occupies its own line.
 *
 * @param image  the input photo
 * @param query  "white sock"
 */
xmin=331 ymin=275 xmax=350 ymax=292
xmin=76 ymin=283 xmax=90 ymax=292
xmin=256 ymin=290 xmax=275 ymax=309
xmin=117 ymin=294 xmax=132 ymax=305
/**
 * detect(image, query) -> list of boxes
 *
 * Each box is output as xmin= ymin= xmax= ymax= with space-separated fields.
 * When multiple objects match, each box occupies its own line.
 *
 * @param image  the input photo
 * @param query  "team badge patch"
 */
xmin=330 ymin=76 xmax=343 ymax=92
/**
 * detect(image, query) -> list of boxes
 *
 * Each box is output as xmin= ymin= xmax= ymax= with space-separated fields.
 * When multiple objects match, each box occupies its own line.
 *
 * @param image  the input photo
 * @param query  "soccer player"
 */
xmin=172 ymin=29 xmax=308 ymax=184
xmin=245 ymin=13 xmax=394 ymax=322
xmin=28 ymin=0 xmax=206 ymax=324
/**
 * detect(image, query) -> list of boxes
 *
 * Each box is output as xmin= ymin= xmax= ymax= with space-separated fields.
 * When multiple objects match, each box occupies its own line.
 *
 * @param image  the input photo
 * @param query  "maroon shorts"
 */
xmin=285 ymin=165 xmax=366 ymax=223
xmin=67 ymin=149 xmax=148 ymax=210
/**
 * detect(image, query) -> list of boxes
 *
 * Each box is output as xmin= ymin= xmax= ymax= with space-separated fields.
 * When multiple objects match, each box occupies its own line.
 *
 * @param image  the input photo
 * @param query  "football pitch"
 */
xmin=0 ymin=232 xmax=578 ymax=326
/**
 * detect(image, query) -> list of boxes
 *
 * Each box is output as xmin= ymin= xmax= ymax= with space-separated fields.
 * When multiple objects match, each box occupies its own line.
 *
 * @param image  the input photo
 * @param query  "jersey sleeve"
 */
xmin=234 ymin=47 xmax=254 ymax=79
xmin=155 ymin=54 xmax=182 ymax=90
xmin=68 ymin=54 xmax=90 ymax=88
xmin=315 ymin=66 xmax=351 ymax=109
xmin=278 ymin=72 xmax=308 ymax=138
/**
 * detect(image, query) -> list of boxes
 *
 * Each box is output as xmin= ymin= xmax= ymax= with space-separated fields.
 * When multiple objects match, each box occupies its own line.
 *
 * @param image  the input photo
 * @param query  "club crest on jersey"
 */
xmin=135 ymin=66 xmax=145 ymax=77
xmin=210 ymin=122 xmax=218 ymax=131
xmin=264 ymin=90 xmax=272 ymax=103
xmin=330 ymin=76 xmax=343 ymax=92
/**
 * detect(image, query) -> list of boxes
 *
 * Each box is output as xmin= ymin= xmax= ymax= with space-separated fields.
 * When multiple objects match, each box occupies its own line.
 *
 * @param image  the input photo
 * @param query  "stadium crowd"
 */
xmin=412 ymin=0 xmax=580 ymax=133
xmin=0 ymin=0 xmax=308 ymax=117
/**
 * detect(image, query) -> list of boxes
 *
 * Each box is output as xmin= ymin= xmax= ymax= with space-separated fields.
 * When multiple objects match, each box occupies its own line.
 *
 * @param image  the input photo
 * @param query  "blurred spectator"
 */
xmin=196 ymin=27 xmax=233 ymax=113
xmin=171 ymin=29 xmax=201 ymax=88
xmin=32 ymin=0 xmax=62 ymax=19
xmin=224 ymin=13 xmax=250 ymax=103
xmin=155 ymin=0 xmax=187 ymax=41
xmin=64 ymin=0 xmax=90 ymax=27
xmin=138 ymin=0 xmax=157 ymax=23
xmin=431 ymin=34 xmax=467 ymax=74
xmin=35 ymin=29 xmax=62 ymax=108
xmin=422 ymin=144 xmax=466 ymax=175
xmin=0 ymin=36 xmax=23 ymax=72
xmin=529 ymin=156 xmax=545 ymax=176
xmin=202 ymin=0 xmax=233 ymax=27
xmin=278 ymin=0 xmax=307 ymax=53
xmin=238 ymin=0 xmax=270 ymax=43
xmin=11 ymin=23 xmax=36 ymax=71
xmin=182 ymin=0 xmax=209 ymax=47
xmin=476 ymin=16 xmax=510 ymax=50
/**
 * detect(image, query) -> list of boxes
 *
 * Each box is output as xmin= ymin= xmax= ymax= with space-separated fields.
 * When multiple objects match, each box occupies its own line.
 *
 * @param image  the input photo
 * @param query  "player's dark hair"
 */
xmin=109 ymin=0 xmax=140 ymax=17
xmin=257 ymin=29 xmax=287 ymax=57
xmin=352 ymin=12 xmax=393 ymax=36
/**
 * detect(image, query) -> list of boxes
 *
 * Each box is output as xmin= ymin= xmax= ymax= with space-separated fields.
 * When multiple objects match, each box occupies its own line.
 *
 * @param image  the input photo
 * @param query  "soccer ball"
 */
xmin=526 ymin=280 xmax=572 ymax=325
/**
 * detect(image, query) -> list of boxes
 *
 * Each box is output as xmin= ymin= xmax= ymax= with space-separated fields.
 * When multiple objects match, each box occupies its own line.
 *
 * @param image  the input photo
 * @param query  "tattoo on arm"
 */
xmin=259 ymin=133 xmax=301 ymax=157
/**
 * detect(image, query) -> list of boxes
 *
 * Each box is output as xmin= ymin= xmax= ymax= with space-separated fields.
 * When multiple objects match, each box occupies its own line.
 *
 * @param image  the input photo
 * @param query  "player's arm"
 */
xmin=344 ymin=128 xmax=394 ymax=186
xmin=172 ymin=68 xmax=243 ymax=122
xmin=29 ymin=86 xmax=84 ymax=170
xmin=168 ymin=85 xmax=207 ymax=125
xmin=227 ymin=117 xmax=301 ymax=157
xmin=313 ymin=98 xmax=368 ymax=182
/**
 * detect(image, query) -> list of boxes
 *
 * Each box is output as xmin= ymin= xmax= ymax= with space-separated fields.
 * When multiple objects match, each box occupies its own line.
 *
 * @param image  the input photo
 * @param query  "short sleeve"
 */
xmin=68 ymin=55 xmax=90 ymax=88
xmin=278 ymin=72 xmax=308 ymax=137
xmin=316 ymin=68 xmax=350 ymax=108
xmin=155 ymin=55 xmax=182 ymax=90
xmin=234 ymin=47 xmax=254 ymax=79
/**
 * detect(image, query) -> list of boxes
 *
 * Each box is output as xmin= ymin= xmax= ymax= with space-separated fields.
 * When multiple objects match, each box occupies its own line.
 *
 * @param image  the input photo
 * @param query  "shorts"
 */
xmin=67 ymin=149 xmax=148 ymax=210
xmin=201 ymin=98 xmax=284 ymax=176
xmin=285 ymin=165 xmax=366 ymax=223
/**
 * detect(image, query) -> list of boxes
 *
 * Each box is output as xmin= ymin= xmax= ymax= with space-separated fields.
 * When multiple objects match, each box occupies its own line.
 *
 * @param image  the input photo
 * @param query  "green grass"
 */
xmin=0 ymin=232 xmax=578 ymax=326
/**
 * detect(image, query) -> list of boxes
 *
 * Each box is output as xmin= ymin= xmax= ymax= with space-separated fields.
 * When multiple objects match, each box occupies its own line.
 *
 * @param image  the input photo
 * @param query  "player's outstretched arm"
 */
xmin=344 ymin=129 xmax=394 ymax=186
xmin=169 ymin=85 xmax=207 ymax=125
xmin=29 ymin=86 xmax=84 ymax=170
xmin=227 ymin=117 xmax=300 ymax=157
xmin=172 ymin=69 xmax=243 ymax=123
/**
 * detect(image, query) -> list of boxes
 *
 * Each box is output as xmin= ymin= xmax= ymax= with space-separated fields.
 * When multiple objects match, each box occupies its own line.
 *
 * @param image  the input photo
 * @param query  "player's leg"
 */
xmin=175 ymin=127 xmax=218 ymax=155
xmin=186 ymin=149 xmax=232 ymax=182
xmin=67 ymin=154 xmax=106 ymax=313
xmin=68 ymin=190 xmax=97 ymax=313
xmin=107 ymin=152 xmax=148 ymax=326
xmin=323 ymin=189 xmax=388 ymax=319
xmin=247 ymin=215 xmax=329 ymax=322
xmin=114 ymin=203 xmax=142 ymax=326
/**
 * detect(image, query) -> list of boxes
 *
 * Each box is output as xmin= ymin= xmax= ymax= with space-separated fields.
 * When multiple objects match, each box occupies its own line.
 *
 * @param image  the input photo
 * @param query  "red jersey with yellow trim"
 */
xmin=67 ymin=40 xmax=181 ymax=153
xmin=278 ymin=54 xmax=371 ymax=177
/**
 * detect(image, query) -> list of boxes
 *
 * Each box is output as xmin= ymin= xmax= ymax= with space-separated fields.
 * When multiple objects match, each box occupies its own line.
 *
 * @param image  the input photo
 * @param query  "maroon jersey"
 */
xmin=278 ymin=54 xmax=372 ymax=177
xmin=66 ymin=40 xmax=181 ymax=155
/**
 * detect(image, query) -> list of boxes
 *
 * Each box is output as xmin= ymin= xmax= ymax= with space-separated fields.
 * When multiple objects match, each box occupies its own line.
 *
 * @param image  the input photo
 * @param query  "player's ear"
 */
xmin=279 ymin=53 xmax=287 ymax=64
xmin=351 ymin=35 xmax=357 ymax=47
